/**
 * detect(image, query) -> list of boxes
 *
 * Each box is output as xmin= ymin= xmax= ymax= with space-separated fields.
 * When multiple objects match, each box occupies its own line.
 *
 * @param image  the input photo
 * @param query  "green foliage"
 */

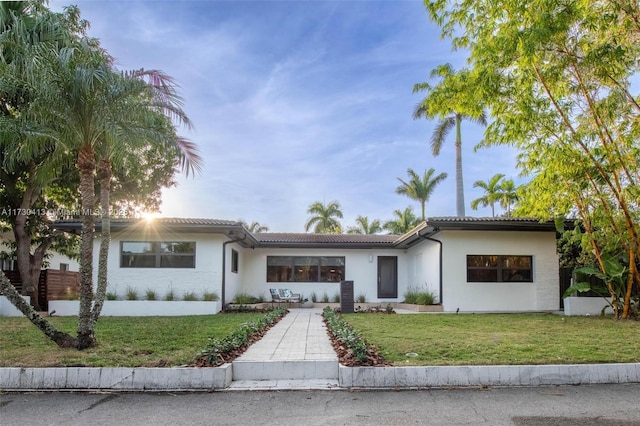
xmin=202 ymin=291 xmax=219 ymax=302
xmin=164 ymin=290 xmax=175 ymax=301
xmin=323 ymin=307 xmax=369 ymax=363
xmin=125 ymin=287 xmax=139 ymax=301
xmin=404 ymin=286 xmax=436 ymax=305
xmin=395 ymin=168 xmax=447 ymax=220
xmin=182 ymin=291 xmax=198 ymax=301
xmin=233 ymin=292 xmax=261 ymax=304
xmin=200 ymin=307 xmax=286 ymax=366
xmin=321 ymin=292 xmax=330 ymax=303
xmin=356 ymin=294 xmax=366 ymax=303
xmin=305 ymin=200 xmax=343 ymax=233
xmin=310 ymin=292 xmax=317 ymax=303
xmin=332 ymin=292 xmax=341 ymax=303
xmin=346 ymin=216 xmax=382 ymax=235
xmin=144 ymin=289 xmax=157 ymax=301
xmin=106 ymin=292 xmax=118 ymax=301
xmin=383 ymin=206 xmax=420 ymax=234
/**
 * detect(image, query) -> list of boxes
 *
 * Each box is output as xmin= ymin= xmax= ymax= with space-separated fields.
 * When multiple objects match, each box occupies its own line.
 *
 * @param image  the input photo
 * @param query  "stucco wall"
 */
xmin=95 ymin=232 xmax=223 ymax=300
xmin=439 ymin=230 xmax=559 ymax=312
xmin=240 ymin=248 xmax=408 ymax=303
xmin=405 ymin=239 xmax=441 ymax=303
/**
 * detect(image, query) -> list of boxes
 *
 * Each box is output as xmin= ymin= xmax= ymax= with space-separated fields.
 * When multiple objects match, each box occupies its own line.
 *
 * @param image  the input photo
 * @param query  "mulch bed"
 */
xmin=323 ymin=315 xmax=390 ymax=367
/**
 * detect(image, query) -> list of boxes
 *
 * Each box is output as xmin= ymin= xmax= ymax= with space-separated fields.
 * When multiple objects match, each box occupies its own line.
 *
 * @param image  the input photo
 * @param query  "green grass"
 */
xmin=0 ymin=313 xmax=265 ymax=368
xmin=343 ymin=313 xmax=640 ymax=366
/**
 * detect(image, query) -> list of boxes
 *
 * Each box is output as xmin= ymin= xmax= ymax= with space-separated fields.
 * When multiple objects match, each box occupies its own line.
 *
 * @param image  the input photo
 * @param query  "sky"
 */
xmin=50 ymin=0 xmax=522 ymax=232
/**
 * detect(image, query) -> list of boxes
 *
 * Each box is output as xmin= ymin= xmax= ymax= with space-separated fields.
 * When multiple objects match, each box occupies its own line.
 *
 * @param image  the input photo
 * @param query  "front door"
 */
xmin=377 ymin=256 xmax=397 ymax=298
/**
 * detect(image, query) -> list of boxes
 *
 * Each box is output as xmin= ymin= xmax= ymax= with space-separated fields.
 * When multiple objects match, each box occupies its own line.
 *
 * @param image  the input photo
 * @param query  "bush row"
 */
xmin=199 ymin=307 xmax=286 ymax=366
xmin=322 ymin=306 xmax=368 ymax=363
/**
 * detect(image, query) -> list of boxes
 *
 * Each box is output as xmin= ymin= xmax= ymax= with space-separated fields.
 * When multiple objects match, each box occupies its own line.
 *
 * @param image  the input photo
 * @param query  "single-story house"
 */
xmin=52 ymin=217 xmax=560 ymax=313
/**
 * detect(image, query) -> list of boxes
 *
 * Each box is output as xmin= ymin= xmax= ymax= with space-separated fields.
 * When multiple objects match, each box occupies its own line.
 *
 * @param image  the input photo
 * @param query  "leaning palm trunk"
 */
xmin=90 ymin=158 xmax=111 ymax=326
xmin=76 ymin=144 xmax=97 ymax=349
xmin=0 ymin=271 xmax=76 ymax=347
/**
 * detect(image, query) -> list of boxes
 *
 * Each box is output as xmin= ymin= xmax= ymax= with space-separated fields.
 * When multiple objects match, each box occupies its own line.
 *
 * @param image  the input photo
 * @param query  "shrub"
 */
xmin=125 ymin=287 xmax=139 ymax=301
xmin=332 ymin=292 xmax=340 ymax=303
xmin=404 ymin=286 xmax=436 ymax=305
xmin=310 ymin=292 xmax=317 ymax=303
xmin=145 ymin=289 xmax=157 ymax=301
xmin=106 ymin=292 xmax=118 ymax=301
xmin=203 ymin=291 xmax=219 ymax=301
xmin=164 ymin=290 xmax=176 ymax=301
xmin=322 ymin=307 xmax=368 ymax=363
xmin=356 ymin=293 xmax=366 ymax=303
xmin=233 ymin=292 xmax=260 ymax=304
xmin=321 ymin=292 xmax=330 ymax=303
xmin=183 ymin=291 xmax=198 ymax=301
xmin=200 ymin=307 xmax=286 ymax=366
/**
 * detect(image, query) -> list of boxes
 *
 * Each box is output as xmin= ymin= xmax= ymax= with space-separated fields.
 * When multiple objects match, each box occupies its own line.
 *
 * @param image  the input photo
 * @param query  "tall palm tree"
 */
xmin=305 ymin=200 xmax=343 ymax=233
xmin=470 ymin=174 xmax=505 ymax=217
xmin=346 ymin=215 xmax=382 ymax=234
xmin=498 ymin=178 xmax=518 ymax=217
xmin=383 ymin=207 xmax=420 ymax=235
xmin=413 ymin=63 xmax=487 ymax=217
xmin=395 ymin=168 xmax=447 ymax=220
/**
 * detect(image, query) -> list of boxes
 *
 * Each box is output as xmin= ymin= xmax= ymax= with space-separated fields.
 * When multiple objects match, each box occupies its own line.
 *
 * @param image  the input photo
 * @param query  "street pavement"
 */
xmin=2 ymin=384 xmax=640 ymax=425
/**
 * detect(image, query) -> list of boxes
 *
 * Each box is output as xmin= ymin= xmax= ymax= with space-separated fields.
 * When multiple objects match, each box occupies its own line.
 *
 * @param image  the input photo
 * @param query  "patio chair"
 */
xmin=279 ymin=288 xmax=301 ymax=303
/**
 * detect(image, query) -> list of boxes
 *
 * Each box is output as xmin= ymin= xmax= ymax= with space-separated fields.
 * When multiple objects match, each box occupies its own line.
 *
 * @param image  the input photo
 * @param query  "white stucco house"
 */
xmin=52 ymin=217 xmax=561 ymax=313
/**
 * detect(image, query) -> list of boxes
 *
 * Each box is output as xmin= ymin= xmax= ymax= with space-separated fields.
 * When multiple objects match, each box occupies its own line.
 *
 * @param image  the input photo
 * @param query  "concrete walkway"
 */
xmin=229 ymin=308 xmax=340 ymax=390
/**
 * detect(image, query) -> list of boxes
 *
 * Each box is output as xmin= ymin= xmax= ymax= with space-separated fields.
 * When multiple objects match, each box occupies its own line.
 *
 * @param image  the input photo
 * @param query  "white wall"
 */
xmin=240 ymin=248 xmax=408 ymax=303
xmin=439 ymin=230 xmax=559 ymax=312
xmin=95 ymin=232 xmax=224 ymax=300
xmin=0 ymin=234 xmax=78 ymax=271
xmin=405 ymin=239 xmax=441 ymax=303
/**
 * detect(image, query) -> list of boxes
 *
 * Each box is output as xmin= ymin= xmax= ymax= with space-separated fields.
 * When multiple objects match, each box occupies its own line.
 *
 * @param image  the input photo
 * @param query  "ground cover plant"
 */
xmin=0 ymin=313 xmax=266 ymax=367
xmin=343 ymin=313 xmax=640 ymax=366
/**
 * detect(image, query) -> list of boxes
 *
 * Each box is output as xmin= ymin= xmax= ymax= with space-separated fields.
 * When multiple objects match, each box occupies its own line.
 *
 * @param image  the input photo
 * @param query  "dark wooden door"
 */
xmin=377 ymin=256 xmax=398 ymax=298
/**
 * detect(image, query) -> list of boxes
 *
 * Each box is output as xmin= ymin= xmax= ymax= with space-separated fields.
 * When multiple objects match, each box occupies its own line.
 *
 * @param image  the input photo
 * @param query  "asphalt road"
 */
xmin=2 ymin=384 xmax=640 ymax=426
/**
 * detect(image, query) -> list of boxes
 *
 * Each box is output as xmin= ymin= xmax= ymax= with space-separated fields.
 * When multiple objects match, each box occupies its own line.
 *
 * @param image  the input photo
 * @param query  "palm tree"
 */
xmin=383 ymin=207 xmax=420 ymax=234
xmin=471 ymin=174 xmax=505 ymax=217
xmin=413 ymin=63 xmax=487 ymax=217
xmin=239 ymin=219 xmax=269 ymax=233
xmin=498 ymin=178 xmax=518 ymax=217
xmin=346 ymin=215 xmax=382 ymax=234
xmin=395 ymin=168 xmax=447 ymax=220
xmin=305 ymin=200 xmax=343 ymax=233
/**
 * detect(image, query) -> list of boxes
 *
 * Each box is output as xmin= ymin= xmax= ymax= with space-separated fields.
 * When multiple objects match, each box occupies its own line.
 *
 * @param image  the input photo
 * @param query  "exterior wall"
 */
xmin=224 ymin=242 xmax=243 ymax=304
xmin=96 ymin=232 xmax=224 ymax=300
xmin=240 ymin=248 xmax=408 ymax=303
xmin=405 ymin=239 xmax=441 ymax=303
xmin=439 ymin=230 xmax=559 ymax=312
xmin=0 ymin=234 xmax=78 ymax=271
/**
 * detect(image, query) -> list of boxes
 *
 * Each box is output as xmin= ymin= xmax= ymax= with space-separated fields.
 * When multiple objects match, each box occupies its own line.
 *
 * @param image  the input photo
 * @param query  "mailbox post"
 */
xmin=340 ymin=280 xmax=354 ymax=313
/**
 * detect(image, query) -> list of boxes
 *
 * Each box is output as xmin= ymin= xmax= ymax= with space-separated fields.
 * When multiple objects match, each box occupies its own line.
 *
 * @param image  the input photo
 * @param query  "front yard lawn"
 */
xmin=0 ymin=313 xmax=266 ymax=367
xmin=343 ymin=313 xmax=640 ymax=366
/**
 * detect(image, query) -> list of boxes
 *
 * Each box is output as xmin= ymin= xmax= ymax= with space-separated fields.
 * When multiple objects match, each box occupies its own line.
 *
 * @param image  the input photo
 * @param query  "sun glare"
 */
xmin=141 ymin=212 xmax=161 ymax=222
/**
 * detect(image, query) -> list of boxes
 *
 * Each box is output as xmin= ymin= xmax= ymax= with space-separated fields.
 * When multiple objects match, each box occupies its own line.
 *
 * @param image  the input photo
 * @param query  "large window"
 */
xmin=121 ymin=241 xmax=195 ymax=268
xmin=467 ymin=255 xmax=532 ymax=282
xmin=267 ymin=256 xmax=345 ymax=282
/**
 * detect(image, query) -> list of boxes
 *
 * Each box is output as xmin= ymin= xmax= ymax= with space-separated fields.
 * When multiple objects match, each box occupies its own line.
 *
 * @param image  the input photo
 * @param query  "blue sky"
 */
xmin=51 ymin=0 xmax=521 ymax=232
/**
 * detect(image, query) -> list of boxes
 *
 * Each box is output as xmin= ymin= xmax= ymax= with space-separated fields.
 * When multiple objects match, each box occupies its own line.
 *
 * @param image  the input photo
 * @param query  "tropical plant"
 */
xmin=304 ymin=200 xmax=343 ymax=233
xmin=413 ymin=64 xmax=487 ymax=217
xmin=346 ymin=215 xmax=383 ymax=234
xmin=238 ymin=219 xmax=269 ymax=233
xmin=470 ymin=173 xmax=505 ymax=217
xmin=202 ymin=291 xmax=219 ymax=301
xmin=425 ymin=0 xmax=640 ymax=318
xmin=182 ymin=291 xmax=198 ymax=301
xmin=498 ymin=178 xmax=518 ymax=217
xmin=383 ymin=207 xmax=420 ymax=235
xmin=125 ymin=287 xmax=139 ymax=301
xmin=395 ymin=168 xmax=447 ymax=220
xmin=145 ymin=289 xmax=157 ymax=301
xmin=164 ymin=289 xmax=176 ymax=301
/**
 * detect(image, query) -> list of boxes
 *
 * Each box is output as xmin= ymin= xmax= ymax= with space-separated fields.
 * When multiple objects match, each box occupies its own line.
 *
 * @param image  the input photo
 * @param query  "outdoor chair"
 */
xmin=269 ymin=288 xmax=301 ymax=305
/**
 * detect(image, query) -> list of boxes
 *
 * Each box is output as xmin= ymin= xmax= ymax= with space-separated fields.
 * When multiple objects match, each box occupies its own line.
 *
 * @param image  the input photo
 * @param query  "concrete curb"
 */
xmin=339 ymin=363 xmax=640 ymax=388
xmin=1 ymin=363 xmax=639 ymax=391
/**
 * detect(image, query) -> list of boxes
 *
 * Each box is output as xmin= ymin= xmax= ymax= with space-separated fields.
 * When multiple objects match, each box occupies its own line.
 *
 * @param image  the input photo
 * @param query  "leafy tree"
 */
xmin=346 ymin=215 xmax=382 ymax=234
xmin=383 ymin=207 xmax=420 ymax=235
xmin=470 ymin=173 xmax=505 ymax=217
xmin=238 ymin=219 xmax=269 ymax=233
xmin=305 ymin=200 xmax=343 ymax=233
xmin=413 ymin=64 xmax=487 ymax=217
xmin=425 ymin=0 xmax=640 ymax=318
xmin=395 ymin=168 xmax=447 ymax=220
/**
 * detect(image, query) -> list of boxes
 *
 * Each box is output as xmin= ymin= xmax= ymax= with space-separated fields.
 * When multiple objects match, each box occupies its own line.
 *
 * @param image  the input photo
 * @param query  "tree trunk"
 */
xmin=622 ymin=248 xmax=636 ymax=319
xmin=91 ymin=157 xmax=111 ymax=326
xmin=76 ymin=143 xmax=97 ymax=349
xmin=454 ymin=114 xmax=465 ymax=217
xmin=13 ymin=181 xmax=43 ymax=310
xmin=0 ymin=271 xmax=76 ymax=348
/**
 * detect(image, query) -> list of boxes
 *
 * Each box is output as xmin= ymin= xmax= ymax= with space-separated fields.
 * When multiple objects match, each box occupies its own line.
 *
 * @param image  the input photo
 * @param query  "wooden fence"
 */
xmin=1 ymin=269 xmax=79 ymax=311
